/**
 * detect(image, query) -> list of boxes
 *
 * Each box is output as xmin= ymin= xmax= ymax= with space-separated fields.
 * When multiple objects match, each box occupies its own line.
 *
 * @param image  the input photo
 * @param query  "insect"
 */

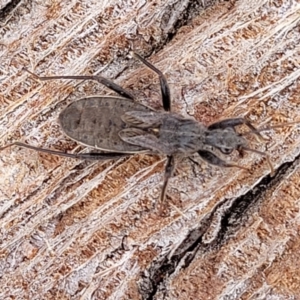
xmin=0 ymin=52 xmax=289 ymax=212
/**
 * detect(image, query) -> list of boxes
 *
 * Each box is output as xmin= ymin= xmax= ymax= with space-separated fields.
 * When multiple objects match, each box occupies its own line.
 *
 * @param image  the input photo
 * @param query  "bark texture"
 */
xmin=0 ymin=0 xmax=299 ymax=299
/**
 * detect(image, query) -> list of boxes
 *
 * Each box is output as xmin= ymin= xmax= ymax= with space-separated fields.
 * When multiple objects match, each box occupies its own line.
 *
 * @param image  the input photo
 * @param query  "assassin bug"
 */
xmin=0 ymin=53 xmax=290 ymax=211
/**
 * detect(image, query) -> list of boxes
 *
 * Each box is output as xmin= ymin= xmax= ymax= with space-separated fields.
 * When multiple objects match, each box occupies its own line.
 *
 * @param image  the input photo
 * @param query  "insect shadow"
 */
xmin=0 ymin=53 xmax=293 ymax=213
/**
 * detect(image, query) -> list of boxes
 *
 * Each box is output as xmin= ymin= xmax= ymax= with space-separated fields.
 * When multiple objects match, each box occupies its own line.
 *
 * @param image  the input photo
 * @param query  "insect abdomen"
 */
xmin=59 ymin=96 xmax=152 ymax=153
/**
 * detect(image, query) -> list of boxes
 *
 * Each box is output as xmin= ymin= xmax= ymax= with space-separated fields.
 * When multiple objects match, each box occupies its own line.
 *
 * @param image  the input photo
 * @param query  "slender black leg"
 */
xmin=158 ymin=155 xmax=175 ymax=214
xmin=242 ymin=146 xmax=274 ymax=176
xmin=208 ymin=118 xmax=263 ymax=140
xmin=188 ymin=157 xmax=200 ymax=166
xmin=0 ymin=142 xmax=129 ymax=160
xmin=24 ymin=69 xmax=135 ymax=100
xmin=132 ymin=52 xmax=171 ymax=112
xmin=198 ymin=149 xmax=248 ymax=171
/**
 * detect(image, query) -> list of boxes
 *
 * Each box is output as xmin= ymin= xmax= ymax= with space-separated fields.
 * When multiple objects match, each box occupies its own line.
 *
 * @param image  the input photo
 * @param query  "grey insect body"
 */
xmin=1 ymin=53 xmax=276 ymax=212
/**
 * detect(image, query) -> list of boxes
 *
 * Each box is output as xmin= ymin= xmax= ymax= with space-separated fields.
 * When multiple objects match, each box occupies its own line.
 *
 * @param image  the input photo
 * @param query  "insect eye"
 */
xmin=220 ymin=147 xmax=233 ymax=154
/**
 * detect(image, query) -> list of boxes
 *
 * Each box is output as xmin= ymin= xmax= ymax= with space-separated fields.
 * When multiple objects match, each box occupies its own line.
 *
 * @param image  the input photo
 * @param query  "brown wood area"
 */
xmin=0 ymin=0 xmax=299 ymax=299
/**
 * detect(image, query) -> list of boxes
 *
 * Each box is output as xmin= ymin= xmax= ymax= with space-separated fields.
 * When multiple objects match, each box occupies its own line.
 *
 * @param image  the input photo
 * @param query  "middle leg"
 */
xmin=0 ymin=142 xmax=129 ymax=160
xmin=132 ymin=52 xmax=171 ymax=112
xmin=24 ymin=69 xmax=135 ymax=100
xmin=158 ymin=155 xmax=176 ymax=214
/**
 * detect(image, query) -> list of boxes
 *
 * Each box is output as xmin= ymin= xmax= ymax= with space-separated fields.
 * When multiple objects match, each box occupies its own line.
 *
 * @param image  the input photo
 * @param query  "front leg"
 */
xmin=198 ymin=149 xmax=248 ymax=171
xmin=208 ymin=118 xmax=263 ymax=140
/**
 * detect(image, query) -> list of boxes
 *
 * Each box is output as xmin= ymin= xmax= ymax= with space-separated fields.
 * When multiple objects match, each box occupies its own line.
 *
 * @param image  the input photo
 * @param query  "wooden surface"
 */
xmin=0 ymin=0 xmax=300 ymax=299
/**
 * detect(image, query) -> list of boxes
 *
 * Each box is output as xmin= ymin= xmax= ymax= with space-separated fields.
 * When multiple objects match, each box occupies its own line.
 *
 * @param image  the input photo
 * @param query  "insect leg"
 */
xmin=197 ymin=149 xmax=248 ymax=171
xmin=132 ymin=52 xmax=171 ymax=112
xmin=242 ymin=146 xmax=274 ymax=176
xmin=24 ymin=69 xmax=135 ymax=100
xmin=208 ymin=118 xmax=263 ymax=140
xmin=0 ymin=142 xmax=129 ymax=160
xmin=159 ymin=155 xmax=175 ymax=213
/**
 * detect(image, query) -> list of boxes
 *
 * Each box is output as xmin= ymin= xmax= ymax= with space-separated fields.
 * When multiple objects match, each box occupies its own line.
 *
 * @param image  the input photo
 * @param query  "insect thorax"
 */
xmin=157 ymin=114 xmax=207 ymax=155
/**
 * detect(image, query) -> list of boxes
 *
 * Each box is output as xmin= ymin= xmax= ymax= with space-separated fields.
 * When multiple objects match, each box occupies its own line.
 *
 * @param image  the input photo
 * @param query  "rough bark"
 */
xmin=0 ymin=0 xmax=299 ymax=299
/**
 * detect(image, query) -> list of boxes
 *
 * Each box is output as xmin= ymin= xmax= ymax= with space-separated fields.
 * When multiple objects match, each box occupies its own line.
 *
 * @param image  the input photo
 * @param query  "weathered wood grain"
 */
xmin=0 ymin=0 xmax=299 ymax=299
